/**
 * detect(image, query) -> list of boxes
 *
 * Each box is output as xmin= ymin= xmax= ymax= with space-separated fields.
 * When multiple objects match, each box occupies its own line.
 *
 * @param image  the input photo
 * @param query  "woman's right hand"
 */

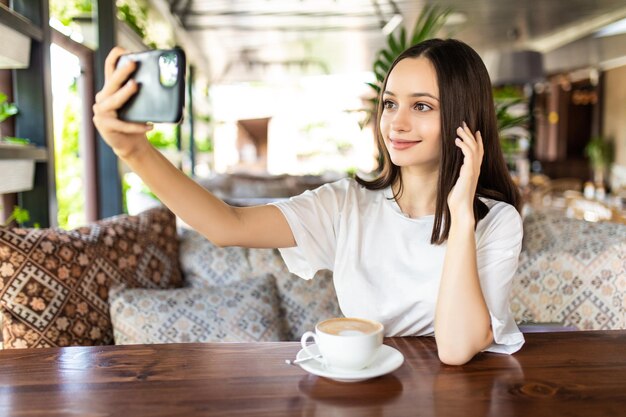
xmin=93 ymin=46 xmax=154 ymax=160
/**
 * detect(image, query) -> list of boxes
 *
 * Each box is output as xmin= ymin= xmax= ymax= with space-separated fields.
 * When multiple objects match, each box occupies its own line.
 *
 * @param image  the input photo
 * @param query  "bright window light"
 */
xmin=595 ymin=18 xmax=626 ymax=37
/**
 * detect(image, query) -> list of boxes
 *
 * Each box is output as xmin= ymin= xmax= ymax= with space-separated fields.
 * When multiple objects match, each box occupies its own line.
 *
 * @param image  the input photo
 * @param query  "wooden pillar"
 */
xmin=94 ymin=0 xmax=122 ymax=218
xmin=12 ymin=0 xmax=57 ymax=227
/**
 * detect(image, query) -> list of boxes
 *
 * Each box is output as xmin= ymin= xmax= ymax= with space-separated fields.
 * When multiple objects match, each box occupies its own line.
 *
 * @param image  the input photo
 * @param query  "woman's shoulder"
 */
xmin=306 ymin=177 xmax=383 ymax=210
xmin=478 ymin=198 xmax=523 ymax=234
xmin=480 ymin=198 xmax=519 ymax=215
xmin=319 ymin=177 xmax=380 ymax=196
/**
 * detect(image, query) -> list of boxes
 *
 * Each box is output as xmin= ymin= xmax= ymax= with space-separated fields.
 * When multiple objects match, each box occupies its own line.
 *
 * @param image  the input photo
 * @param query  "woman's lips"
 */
xmin=389 ymin=139 xmax=421 ymax=150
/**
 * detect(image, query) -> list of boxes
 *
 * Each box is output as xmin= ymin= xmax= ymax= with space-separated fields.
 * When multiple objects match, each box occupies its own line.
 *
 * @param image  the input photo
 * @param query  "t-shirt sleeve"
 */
xmin=476 ymin=203 xmax=525 ymax=354
xmin=270 ymin=180 xmax=345 ymax=280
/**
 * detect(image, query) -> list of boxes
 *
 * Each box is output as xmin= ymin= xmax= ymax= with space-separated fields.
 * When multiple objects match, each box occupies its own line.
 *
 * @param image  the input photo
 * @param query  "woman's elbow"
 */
xmin=437 ymin=347 xmax=475 ymax=366
xmin=436 ymin=333 xmax=492 ymax=366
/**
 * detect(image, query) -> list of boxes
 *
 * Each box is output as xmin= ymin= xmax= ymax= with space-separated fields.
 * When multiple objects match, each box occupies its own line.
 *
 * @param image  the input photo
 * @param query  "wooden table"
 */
xmin=1 ymin=331 xmax=625 ymax=416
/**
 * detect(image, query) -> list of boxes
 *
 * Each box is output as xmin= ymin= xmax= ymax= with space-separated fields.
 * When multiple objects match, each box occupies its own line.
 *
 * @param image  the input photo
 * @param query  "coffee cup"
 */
xmin=300 ymin=317 xmax=384 ymax=371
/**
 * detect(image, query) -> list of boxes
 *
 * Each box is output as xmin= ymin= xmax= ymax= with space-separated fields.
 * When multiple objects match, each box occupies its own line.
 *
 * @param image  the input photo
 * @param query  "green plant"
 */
xmin=54 ymin=79 xmax=85 ymax=229
xmin=362 ymin=5 xmax=452 ymax=129
xmin=493 ymin=86 xmax=529 ymax=133
xmin=116 ymin=0 xmax=158 ymax=49
xmin=195 ymin=136 xmax=214 ymax=153
xmin=0 ymin=92 xmax=18 ymax=124
xmin=495 ymin=98 xmax=529 ymax=133
xmin=0 ymin=93 xmax=30 ymax=144
xmin=492 ymin=86 xmax=530 ymax=170
xmin=1 ymin=137 xmax=30 ymax=145
xmin=1 ymin=206 xmax=39 ymax=228
xmin=49 ymin=0 xmax=92 ymax=26
xmin=585 ymin=136 xmax=614 ymax=170
xmin=116 ymin=1 xmax=148 ymax=40
xmin=147 ymin=127 xmax=178 ymax=150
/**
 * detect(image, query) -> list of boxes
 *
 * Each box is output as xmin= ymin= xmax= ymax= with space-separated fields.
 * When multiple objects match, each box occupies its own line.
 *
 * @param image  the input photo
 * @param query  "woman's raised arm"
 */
xmin=93 ymin=47 xmax=295 ymax=249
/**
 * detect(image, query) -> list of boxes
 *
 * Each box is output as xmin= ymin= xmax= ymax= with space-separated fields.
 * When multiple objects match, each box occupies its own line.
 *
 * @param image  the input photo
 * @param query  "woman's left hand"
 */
xmin=447 ymin=122 xmax=484 ymax=220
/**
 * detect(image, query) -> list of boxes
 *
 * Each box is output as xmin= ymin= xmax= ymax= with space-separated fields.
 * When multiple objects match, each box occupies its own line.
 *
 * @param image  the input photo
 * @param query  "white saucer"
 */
xmin=295 ymin=344 xmax=404 ymax=383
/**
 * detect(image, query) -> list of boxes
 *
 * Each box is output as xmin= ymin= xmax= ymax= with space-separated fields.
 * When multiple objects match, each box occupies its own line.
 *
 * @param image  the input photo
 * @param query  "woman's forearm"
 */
xmin=434 ymin=215 xmax=493 ymax=365
xmin=93 ymin=47 xmax=294 ymax=249
xmin=121 ymin=142 xmax=294 ymax=248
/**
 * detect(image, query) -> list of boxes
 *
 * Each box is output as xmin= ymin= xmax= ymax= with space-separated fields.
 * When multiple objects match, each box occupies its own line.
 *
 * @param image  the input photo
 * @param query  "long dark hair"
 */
xmin=356 ymin=38 xmax=521 ymax=244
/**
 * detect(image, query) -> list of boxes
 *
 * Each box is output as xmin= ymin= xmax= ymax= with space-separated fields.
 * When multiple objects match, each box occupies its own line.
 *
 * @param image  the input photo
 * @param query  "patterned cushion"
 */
xmin=511 ymin=210 xmax=626 ymax=330
xmin=0 ymin=207 xmax=183 ymax=348
xmin=178 ymin=227 xmax=252 ymax=287
xmin=248 ymin=248 xmax=341 ymax=340
xmin=109 ymin=273 xmax=283 ymax=344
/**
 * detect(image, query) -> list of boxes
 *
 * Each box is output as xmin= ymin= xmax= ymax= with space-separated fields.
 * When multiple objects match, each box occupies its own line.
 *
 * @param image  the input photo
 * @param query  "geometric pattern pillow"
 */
xmin=178 ymin=227 xmax=252 ymax=287
xmin=109 ymin=273 xmax=283 ymax=344
xmin=510 ymin=210 xmax=626 ymax=330
xmin=0 ymin=206 xmax=183 ymax=349
xmin=248 ymin=248 xmax=341 ymax=340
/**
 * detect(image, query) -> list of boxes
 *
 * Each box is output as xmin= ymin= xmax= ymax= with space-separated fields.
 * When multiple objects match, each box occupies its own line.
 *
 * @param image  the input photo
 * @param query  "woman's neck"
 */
xmin=392 ymin=167 xmax=439 ymax=219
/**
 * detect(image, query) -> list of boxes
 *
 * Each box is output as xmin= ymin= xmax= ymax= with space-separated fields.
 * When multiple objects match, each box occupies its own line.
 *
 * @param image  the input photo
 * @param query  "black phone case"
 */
xmin=116 ymin=48 xmax=186 ymax=124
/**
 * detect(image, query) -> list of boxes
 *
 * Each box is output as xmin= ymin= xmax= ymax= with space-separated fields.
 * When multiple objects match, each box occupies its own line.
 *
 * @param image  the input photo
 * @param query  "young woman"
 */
xmin=93 ymin=38 xmax=524 ymax=365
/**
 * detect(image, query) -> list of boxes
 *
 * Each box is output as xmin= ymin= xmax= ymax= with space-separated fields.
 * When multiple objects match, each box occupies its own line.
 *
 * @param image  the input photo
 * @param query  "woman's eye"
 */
xmin=382 ymin=100 xmax=396 ymax=110
xmin=415 ymin=103 xmax=432 ymax=112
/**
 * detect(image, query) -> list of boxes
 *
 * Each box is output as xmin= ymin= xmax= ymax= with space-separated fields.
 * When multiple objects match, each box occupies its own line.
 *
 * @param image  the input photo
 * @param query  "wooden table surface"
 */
xmin=1 ymin=331 xmax=625 ymax=417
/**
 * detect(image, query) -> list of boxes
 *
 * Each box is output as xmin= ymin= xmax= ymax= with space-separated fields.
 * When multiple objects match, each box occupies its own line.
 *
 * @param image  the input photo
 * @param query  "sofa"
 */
xmin=0 ymin=205 xmax=624 ymax=350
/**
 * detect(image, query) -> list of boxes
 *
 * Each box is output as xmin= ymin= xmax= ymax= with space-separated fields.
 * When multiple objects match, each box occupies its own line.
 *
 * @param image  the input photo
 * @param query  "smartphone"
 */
xmin=116 ymin=48 xmax=186 ymax=124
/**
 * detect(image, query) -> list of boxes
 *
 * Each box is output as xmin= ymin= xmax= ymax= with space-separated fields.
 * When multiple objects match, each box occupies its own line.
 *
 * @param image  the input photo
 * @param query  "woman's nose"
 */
xmin=390 ymin=108 xmax=411 ymax=132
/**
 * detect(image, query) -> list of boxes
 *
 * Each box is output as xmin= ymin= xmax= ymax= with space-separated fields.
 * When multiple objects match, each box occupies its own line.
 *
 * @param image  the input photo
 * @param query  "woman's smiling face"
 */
xmin=380 ymin=57 xmax=442 ymax=172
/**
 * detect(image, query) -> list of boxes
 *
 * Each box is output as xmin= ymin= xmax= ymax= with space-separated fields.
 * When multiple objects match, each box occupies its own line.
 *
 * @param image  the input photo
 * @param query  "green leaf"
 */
xmin=1 ymin=137 xmax=30 ymax=145
xmin=398 ymin=26 xmax=407 ymax=51
xmin=411 ymin=5 xmax=451 ymax=45
xmin=366 ymin=82 xmax=381 ymax=93
xmin=373 ymin=59 xmax=389 ymax=77
xmin=380 ymin=49 xmax=394 ymax=66
xmin=387 ymin=33 xmax=402 ymax=55
xmin=584 ymin=136 xmax=614 ymax=168
xmin=12 ymin=206 xmax=30 ymax=225
xmin=0 ymin=91 xmax=19 ymax=123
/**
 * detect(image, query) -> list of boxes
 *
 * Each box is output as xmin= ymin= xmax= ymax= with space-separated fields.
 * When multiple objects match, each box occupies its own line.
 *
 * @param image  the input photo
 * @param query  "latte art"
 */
xmin=318 ymin=318 xmax=382 ymax=336
xmin=338 ymin=330 xmax=367 ymax=337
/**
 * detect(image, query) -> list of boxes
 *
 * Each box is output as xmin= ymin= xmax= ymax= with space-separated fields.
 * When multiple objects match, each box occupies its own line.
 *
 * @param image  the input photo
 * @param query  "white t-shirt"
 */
xmin=271 ymin=178 xmax=524 ymax=354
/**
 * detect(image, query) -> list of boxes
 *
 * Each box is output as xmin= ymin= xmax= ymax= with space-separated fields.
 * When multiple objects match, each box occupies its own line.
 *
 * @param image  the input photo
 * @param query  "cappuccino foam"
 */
xmin=318 ymin=318 xmax=382 ymax=336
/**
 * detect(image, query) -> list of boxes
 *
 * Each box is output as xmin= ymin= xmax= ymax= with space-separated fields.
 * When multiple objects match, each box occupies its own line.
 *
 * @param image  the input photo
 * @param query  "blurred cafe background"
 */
xmin=1 ymin=0 xmax=626 ymax=228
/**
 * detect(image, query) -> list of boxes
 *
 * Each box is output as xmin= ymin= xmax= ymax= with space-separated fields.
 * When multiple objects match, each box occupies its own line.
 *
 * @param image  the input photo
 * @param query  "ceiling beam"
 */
xmin=182 ymin=10 xmax=387 ymax=18
xmin=524 ymin=5 xmax=626 ymax=52
xmin=183 ymin=24 xmax=382 ymax=32
xmin=147 ymin=0 xmax=211 ymax=78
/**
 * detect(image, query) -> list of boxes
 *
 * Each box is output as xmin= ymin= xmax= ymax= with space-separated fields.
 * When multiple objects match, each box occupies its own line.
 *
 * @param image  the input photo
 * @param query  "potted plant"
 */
xmin=0 ymin=92 xmax=18 ymax=139
xmin=493 ymin=86 xmax=530 ymax=176
xmin=584 ymin=136 xmax=614 ymax=186
xmin=1 ymin=205 xmax=36 ymax=228
xmin=0 ymin=92 xmax=36 ymax=194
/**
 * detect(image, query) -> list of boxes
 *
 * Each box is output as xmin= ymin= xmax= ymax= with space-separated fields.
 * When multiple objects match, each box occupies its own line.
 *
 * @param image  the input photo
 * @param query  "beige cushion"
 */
xmin=178 ymin=229 xmax=341 ymax=340
xmin=248 ymin=248 xmax=341 ymax=340
xmin=511 ymin=210 xmax=626 ymax=330
xmin=109 ymin=273 xmax=283 ymax=344
xmin=178 ymin=227 xmax=252 ymax=287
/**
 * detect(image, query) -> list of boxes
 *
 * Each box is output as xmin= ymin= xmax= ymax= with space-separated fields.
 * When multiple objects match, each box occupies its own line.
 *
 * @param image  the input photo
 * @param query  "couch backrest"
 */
xmin=178 ymin=227 xmax=341 ymax=340
xmin=511 ymin=210 xmax=626 ymax=330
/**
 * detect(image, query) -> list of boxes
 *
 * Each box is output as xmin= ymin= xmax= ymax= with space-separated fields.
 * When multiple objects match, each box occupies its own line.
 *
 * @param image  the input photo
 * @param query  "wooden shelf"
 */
xmin=0 ymin=4 xmax=43 ymax=42
xmin=0 ymin=143 xmax=48 ymax=161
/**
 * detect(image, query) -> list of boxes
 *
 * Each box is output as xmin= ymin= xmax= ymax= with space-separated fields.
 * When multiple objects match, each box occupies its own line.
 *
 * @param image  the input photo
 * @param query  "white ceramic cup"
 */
xmin=300 ymin=317 xmax=384 ymax=371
